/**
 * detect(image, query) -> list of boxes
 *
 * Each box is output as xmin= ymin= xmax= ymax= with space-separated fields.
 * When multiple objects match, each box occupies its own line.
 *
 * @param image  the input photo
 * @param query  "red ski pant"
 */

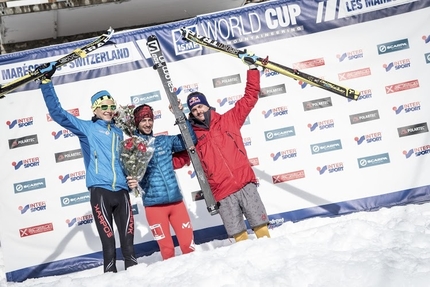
xmin=145 ymin=201 xmax=195 ymax=260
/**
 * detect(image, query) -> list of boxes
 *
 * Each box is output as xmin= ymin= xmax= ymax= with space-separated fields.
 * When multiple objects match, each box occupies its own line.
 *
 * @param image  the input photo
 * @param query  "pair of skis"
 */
xmin=180 ymin=28 xmax=360 ymax=101
xmin=0 ymin=27 xmax=114 ymax=99
xmin=146 ymin=36 xmax=219 ymax=216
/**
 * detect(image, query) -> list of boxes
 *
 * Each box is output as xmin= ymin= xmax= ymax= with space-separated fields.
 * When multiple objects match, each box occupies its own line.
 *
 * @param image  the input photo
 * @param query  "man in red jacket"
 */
xmin=186 ymin=54 xmax=270 ymax=242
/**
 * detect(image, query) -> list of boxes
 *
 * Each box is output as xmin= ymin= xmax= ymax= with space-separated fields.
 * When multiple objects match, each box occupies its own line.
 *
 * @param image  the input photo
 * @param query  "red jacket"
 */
xmin=189 ymin=69 xmax=260 ymax=202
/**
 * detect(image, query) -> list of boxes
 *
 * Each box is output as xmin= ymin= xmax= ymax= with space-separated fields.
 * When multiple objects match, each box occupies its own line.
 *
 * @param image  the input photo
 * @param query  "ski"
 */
xmin=181 ymin=28 xmax=360 ymax=101
xmin=146 ymin=35 xmax=219 ymax=216
xmin=0 ymin=27 xmax=115 ymax=99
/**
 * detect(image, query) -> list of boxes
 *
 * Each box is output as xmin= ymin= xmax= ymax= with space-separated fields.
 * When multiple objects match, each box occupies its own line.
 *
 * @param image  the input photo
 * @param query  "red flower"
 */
xmin=137 ymin=143 xmax=147 ymax=152
xmin=124 ymin=138 xmax=134 ymax=150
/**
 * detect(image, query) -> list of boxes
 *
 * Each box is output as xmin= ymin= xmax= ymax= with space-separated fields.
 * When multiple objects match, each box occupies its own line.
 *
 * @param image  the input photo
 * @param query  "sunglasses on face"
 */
xmin=96 ymin=104 xmax=117 ymax=111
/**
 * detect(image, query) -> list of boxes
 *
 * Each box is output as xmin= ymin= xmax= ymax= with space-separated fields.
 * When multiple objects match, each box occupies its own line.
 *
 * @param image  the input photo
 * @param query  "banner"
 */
xmin=1 ymin=0 xmax=429 ymax=282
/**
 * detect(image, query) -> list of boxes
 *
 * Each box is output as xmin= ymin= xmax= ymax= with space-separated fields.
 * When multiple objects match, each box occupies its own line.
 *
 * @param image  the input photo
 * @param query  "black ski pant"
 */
xmin=90 ymin=187 xmax=137 ymax=272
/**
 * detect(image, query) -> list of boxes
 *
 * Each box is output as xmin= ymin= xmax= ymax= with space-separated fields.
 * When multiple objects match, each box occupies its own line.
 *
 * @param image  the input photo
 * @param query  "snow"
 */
xmin=2 ymin=202 xmax=430 ymax=287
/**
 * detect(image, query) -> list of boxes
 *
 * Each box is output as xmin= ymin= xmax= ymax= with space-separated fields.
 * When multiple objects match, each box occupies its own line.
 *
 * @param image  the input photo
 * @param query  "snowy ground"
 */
xmin=1 ymin=202 xmax=430 ymax=287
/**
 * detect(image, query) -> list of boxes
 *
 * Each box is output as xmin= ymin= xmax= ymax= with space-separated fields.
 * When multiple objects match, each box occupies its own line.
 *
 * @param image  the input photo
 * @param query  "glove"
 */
xmin=238 ymin=49 xmax=258 ymax=69
xmin=38 ymin=62 xmax=57 ymax=84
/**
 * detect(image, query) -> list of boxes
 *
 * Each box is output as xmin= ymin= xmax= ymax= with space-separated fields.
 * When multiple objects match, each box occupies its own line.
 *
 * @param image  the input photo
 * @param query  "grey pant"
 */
xmin=218 ymin=183 xmax=269 ymax=237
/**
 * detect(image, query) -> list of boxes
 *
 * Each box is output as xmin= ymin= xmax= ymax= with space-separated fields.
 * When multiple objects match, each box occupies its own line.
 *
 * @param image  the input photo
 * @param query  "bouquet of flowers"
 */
xmin=115 ymin=104 xmax=155 ymax=197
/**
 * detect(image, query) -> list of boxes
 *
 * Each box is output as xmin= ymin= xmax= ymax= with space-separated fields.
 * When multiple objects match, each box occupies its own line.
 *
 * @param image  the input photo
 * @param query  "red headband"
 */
xmin=134 ymin=105 xmax=154 ymax=126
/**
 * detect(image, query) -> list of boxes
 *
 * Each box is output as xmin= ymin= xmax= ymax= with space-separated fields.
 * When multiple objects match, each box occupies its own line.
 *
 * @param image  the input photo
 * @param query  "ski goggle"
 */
xmin=95 ymin=104 xmax=117 ymax=111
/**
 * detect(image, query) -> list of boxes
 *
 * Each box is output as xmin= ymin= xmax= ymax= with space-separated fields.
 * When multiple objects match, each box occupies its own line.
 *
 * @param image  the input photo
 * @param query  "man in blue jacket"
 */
xmin=39 ymin=63 xmax=137 ymax=273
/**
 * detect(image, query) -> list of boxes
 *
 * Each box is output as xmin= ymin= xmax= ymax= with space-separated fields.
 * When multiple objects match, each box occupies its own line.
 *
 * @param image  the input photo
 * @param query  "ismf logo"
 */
xmin=303 ymin=97 xmax=332 ymax=111
xmin=337 ymin=49 xmax=363 ymax=62
xmin=6 ymin=116 xmax=34 ymax=129
xmin=19 ymin=201 xmax=47 ymax=214
xmin=66 ymin=214 xmax=94 ymax=227
xmin=12 ymin=157 xmax=40 ymax=170
xmin=262 ymin=106 xmax=288 ymax=118
xmin=397 ymin=122 xmax=428 ymax=138
xmin=348 ymin=89 xmax=372 ymax=102
xmin=243 ymin=137 xmax=252 ymax=147
xmin=383 ymin=59 xmax=411 ymax=72
xmin=131 ymin=91 xmax=161 ymax=105
xmin=349 ymin=110 xmax=380 ymax=125
xmin=175 ymin=83 xmax=199 ymax=97
xmin=385 ymin=79 xmax=419 ymax=94
xmin=354 ymin=132 xmax=382 ymax=145
xmin=59 ymin=170 xmax=86 ymax=184
xmin=272 ymin=170 xmax=305 ymax=184
xmin=212 ymin=74 xmax=241 ymax=88
xmin=19 ymin=223 xmax=54 ymax=238
xmin=172 ymin=25 xmax=201 ymax=55
xmin=403 ymin=145 xmax=430 ymax=159
xmin=8 ymin=134 xmax=38 ymax=149
xmin=308 ymin=119 xmax=334 ymax=132
xmin=262 ymin=68 xmax=279 ymax=78
xmin=423 ymin=35 xmax=430 ymax=44
xmin=60 ymin=192 xmax=90 ymax=207
xmin=271 ymin=149 xmax=297 ymax=161
xmin=338 ymin=67 xmax=371 ymax=81
xmin=377 ymin=39 xmax=409 ymax=55
xmin=52 ymin=129 xmax=75 ymax=139
xmin=357 ymin=153 xmax=390 ymax=169
xmin=218 ymin=95 xmax=243 ymax=107
xmin=293 ymin=58 xmax=325 ymax=70
xmin=264 ymin=126 xmax=296 ymax=141
xmin=392 ymin=101 xmax=421 ymax=115
xmin=260 ymin=84 xmax=286 ymax=98
xmin=317 ymin=162 xmax=344 ymax=175
xmin=14 ymin=178 xmax=46 ymax=193
xmin=310 ymin=139 xmax=342 ymax=155
xmin=47 ymin=108 xmax=79 ymax=122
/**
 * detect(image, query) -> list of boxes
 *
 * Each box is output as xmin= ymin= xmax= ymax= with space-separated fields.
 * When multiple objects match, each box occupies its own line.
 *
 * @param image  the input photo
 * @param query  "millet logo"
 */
xmin=377 ymin=39 xmax=409 ymax=55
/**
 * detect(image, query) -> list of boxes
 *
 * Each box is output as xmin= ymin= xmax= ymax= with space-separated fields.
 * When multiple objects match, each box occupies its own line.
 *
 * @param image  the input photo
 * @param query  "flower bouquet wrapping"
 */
xmin=115 ymin=104 xmax=155 ymax=197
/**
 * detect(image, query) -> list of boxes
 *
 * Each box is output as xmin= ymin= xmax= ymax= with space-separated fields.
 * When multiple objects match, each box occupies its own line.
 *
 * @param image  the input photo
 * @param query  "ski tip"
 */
xmin=147 ymin=35 xmax=157 ymax=42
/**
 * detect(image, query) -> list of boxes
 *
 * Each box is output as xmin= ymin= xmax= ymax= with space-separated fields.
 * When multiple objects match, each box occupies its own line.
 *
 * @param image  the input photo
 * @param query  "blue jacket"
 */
xmin=137 ymin=120 xmax=197 ymax=207
xmin=40 ymin=82 xmax=128 ymax=192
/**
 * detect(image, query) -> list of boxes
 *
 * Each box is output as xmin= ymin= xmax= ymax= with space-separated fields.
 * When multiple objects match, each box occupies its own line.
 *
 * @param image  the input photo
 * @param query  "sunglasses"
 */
xmin=96 ymin=104 xmax=117 ymax=111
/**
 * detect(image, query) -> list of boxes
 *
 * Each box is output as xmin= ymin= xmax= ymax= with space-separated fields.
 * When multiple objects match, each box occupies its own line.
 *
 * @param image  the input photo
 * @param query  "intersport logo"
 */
xmin=403 ymin=145 xmax=430 ymax=159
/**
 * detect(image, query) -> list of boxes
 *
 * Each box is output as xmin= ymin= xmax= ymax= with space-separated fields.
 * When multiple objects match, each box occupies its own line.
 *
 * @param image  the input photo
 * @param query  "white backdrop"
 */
xmin=1 ymin=0 xmax=430 ymax=282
